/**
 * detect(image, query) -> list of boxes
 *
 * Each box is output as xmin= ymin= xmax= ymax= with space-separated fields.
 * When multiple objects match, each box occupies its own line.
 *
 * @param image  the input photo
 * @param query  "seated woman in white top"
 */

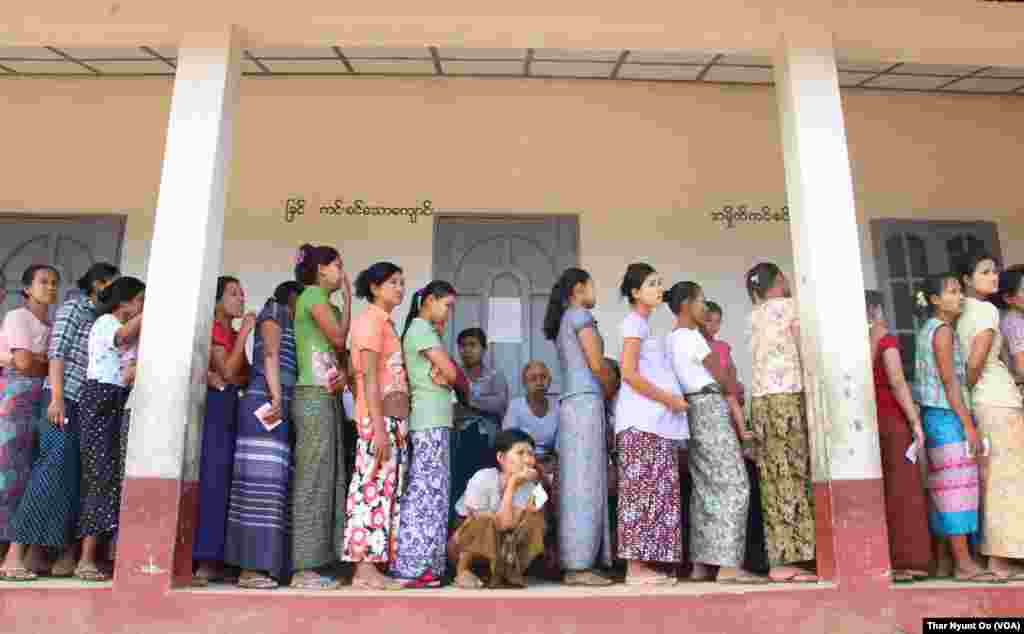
xmin=503 ymin=361 xmax=560 ymax=463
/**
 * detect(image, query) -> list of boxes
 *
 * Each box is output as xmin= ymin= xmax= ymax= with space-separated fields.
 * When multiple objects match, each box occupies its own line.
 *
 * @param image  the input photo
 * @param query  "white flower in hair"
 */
xmin=915 ymin=290 xmax=928 ymax=308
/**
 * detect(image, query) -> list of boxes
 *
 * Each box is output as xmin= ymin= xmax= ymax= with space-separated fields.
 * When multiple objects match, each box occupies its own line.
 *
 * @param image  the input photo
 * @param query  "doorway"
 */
xmin=0 ymin=214 xmax=126 ymax=315
xmin=432 ymin=214 xmax=580 ymax=399
xmin=871 ymin=219 xmax=1001 ymax=382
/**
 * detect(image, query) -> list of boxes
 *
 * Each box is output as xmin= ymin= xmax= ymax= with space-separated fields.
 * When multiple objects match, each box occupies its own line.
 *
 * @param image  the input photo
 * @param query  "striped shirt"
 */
xmin=45 ymin=295 xmax=98 ymax=402
xmin=248 ymin=300 xmax=298 ymax=397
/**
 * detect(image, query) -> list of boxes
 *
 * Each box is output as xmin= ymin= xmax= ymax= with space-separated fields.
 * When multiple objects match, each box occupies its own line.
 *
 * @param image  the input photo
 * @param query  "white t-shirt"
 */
xmin=666 ymin=327 xmax=715 ymax=394
xmin=502 ymin=396 xmax=560 ymax=457
xmin=455 ymin=467 xmax=542 ymax=517
xmin=957 ymin=298 xmax=1022 ymax=408
xmin=87 ymin=314 xmax=136 ymax=387
xmin=613 ymin=311 xmax=688 ymax=441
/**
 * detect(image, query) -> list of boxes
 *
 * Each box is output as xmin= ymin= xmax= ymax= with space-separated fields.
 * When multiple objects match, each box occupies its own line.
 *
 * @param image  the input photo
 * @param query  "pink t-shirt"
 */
xmin=3 ymin=307 xmax=51 ymax=356
xmin=350 ymin=303 xmax=409 ymax=437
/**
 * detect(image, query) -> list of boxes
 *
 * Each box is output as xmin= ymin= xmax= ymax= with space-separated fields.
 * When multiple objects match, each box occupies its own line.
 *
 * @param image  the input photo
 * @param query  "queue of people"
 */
xmin=1 ymin=245 xmax=1021 ymax=589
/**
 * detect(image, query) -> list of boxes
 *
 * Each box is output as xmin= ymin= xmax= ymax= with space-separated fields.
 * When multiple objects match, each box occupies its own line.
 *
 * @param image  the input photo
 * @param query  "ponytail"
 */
xmin=543 ymin=268 xmax=591 ymax=341
xmin=401 ymin=280 xmax=456 ymax=340
xmin=97 ymin=276 xmax=145 ymax=316
xmin=294 ymin=243 xmax=340 ymax=286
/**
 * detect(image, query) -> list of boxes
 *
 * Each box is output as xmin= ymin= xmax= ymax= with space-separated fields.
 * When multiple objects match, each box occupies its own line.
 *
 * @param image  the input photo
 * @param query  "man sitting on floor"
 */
xmin=448 ymin=429 xmax=547 ymax=589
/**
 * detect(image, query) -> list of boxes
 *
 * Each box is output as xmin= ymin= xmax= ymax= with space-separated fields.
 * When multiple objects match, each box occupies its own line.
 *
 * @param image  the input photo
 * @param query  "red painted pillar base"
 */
xmin=814 ymin=478 xmax=891 ymax=590
xmin=114 ymin=476 xmax=198 ymax=593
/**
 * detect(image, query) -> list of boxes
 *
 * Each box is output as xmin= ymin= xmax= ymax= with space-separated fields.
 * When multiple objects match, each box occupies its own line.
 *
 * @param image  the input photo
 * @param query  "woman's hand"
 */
xmin=910 ymin=422 xmax=925 ymax=454
xmin=47 ymin=395 xmax=66 ymax=428
xmin=666 ymin=395 xmax=689 ymax=414
xmin=735 ymin=425 xmax=754 ymax=443
xmin=371 ymin=418 xmax=391 ymax=473
xmin=267 ymin=396 xmax=283 ymax=425
xmin=208 ymin=370 xmax=227 ymax=391
xmin=239 ymin=312 xmax=257 ymax=335
xmin=964 ymin=422 xmax=980 ymax=460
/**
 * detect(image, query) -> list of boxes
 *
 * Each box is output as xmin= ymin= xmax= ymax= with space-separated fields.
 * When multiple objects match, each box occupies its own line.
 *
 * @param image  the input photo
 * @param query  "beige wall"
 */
xmin=1 ymin=75 xmax=1022 ymax=385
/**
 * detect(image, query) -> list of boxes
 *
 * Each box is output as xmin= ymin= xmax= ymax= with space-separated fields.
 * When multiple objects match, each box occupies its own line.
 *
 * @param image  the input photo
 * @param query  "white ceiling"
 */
xmin=1 ymin=46 xmax=1022 ymax=96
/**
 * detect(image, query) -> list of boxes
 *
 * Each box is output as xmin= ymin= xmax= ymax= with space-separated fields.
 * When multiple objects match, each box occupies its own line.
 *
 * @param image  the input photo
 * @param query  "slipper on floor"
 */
xmin=0 ymin=568 xmax=39 ymax=582
xmin=955 ymin=572 xmax=1005 ymax=584
xmin=891 ymin=572 xmax=915 ymax=584
xmin=770 ymin=573 xmax=819 ymax=584
xmin=718 ymin=574 xmax=771 ymax=585
xmin=454 ymin=571 xmax=484 ymax=589
xmin=905 ymin=569 xmax=929 ymax=580
xmin=291 ymin=575 xmax=341 ymax=590
xmin=387 ymin=571 xmax=442 ymax=590
xmin=74 ymin=566 xmax=110 ymax=582
xmin=350 ymin=577 xmax=389 ymax=591
xmin=238 ymin=575 xmax=279 ymax=590
xmin=564 ymin=570 xmax=614 ymax=587
xmin=625 ymin=575 xmax=678 ymax=587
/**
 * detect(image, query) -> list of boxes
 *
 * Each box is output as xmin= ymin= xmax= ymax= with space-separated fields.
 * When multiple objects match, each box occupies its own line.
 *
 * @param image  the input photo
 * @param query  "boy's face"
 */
xmin=498 ymin=441 xmax=536 ymax=476
xmin=704 ymin=311 xmax=722 ymax=338
xmin=459 ymin=336 xmax=484 ymax=368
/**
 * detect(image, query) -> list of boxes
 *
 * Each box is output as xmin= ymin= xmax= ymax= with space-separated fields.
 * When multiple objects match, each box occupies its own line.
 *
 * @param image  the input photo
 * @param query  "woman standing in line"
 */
xmin=913 ymin=273 xmax=997 ymax=583
xmin=615 ymin=263 xmax=689 ymax=586
xmin=76 ymin=276 xmax=145 ymax=582
xmin=1000 ymin=266 xmax=1024 ymax=385
xmin=390 ymin=280 xmax=458 ymax=588
xmin=542 ymin=267 xmax=615 ymax=586
xmin=342 ymin=262 xmax=409 ymax=589
xmin=701 ymin=300 xmax=768 ymax=575
xmin=225 ymin=281 xmax=303 ymax=589
xmin=957 ymin=253 xmax=1024 ymax=580
xmin=4 ymin=264 xmax=118 ymax=579
xmin=745 ymin=262 xmax=817 ymax=583
xmin=665 ymin=281 xmax=762 ymax=584
xmin=864 ymin=291 xmax=932 ymax=581
xmin=0 ymin=265 xmax=59 ymax=581
xmin=193 ymin=276 xmax=256 ymax=585
xmin=290 ymin=244 xmax=351 ymax=590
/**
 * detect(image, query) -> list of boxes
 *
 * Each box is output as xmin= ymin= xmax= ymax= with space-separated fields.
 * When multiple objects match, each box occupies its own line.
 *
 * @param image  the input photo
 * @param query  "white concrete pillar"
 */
xmin=773 ymin=29 xmax=882 ymax=483
xmin=126 ymin=27 xmax=242 ymax=483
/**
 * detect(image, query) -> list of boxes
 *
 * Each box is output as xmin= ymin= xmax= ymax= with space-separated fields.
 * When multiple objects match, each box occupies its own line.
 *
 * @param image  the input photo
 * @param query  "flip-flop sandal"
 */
xmin=291 ymin=574 xmax=342 ymax=590
xmin=74 ymin=566 xmax=110 ymax=582
xmin=564 ymin=570 xmax=614 ymax=586
xmin=350 ymin=577 xmax=389 ymax=591
xmin=955 ymin=572 xmax=1006 ymax=584
xmin=237 ymin=575 xmax=279 ymax=590
xmin=191 ymin=575 xmax=211 ymax=587
xmin=906 ymin=570 xmax=929 ymax=581
xmin=891 ymin=572 xmax=915 ymax=584
xmin=387 ymin=571 xmax=442 ymax=590
xmin=717 ymin=574 xmax=771 ymax=585
xmin=0 ymin=568 xmax=39 ymax=582
xmin=50 ymin=560 xmax=77 ymax=578
xmin=454 ymin=571 xmax=484 ymax=589
xmin=625 ymin=574 xmax=678 ymax=587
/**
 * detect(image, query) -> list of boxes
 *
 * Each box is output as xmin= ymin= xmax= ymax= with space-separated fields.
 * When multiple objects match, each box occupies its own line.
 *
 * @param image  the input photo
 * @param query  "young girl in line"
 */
xmin=76 ymin=276 xmax=145 ymax=582
xmin=615 ymin=263 xmax=688 ymax=586
xmin=913 ymin=272 xmax=998 ymax=583
xmin=665 ymin=281 xmax=762 ymax=584
xmin=390 ymin=280 xmax=458 ymax=588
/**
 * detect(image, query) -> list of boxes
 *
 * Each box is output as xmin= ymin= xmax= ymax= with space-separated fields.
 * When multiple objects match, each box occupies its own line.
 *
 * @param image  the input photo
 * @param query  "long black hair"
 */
xmin=216 ymin=276 xmax=240 ymax=303
xmin=995 ymin=265 xmax=1024 ymax=310
xmin=294 ymin=244 xmax=341 ymax=286
xmin=619 ymin=263 xmax=656 ymax=305
xmin=665 ymin=281 xmax=701 ymax=316
xmin=97 ymin=276 xmax=145 ymax=317
xmin=20 ymin=264 xmax=60 ymax=299
xmin=543 ymin=267 xmax=591 ymax=341
xmin=354 ymin=262 xmax=403 ymax=302
xmin=745 ymin=262 xmax=783 ymax=303
xmin=913 ymin=272 xmax=958 ymax=319
xmin=402 ymin=280 xmax=456 ymax=340
xmin=268 ymin=281 xmax=303 ymax=308
xmin=76 ymin=262 xmax=119 ymax=295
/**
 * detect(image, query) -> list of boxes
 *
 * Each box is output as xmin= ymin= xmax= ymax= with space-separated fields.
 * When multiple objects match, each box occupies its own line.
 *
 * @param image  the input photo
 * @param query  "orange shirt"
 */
xmin=350 ymin=303 xmax=409 ymax=435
